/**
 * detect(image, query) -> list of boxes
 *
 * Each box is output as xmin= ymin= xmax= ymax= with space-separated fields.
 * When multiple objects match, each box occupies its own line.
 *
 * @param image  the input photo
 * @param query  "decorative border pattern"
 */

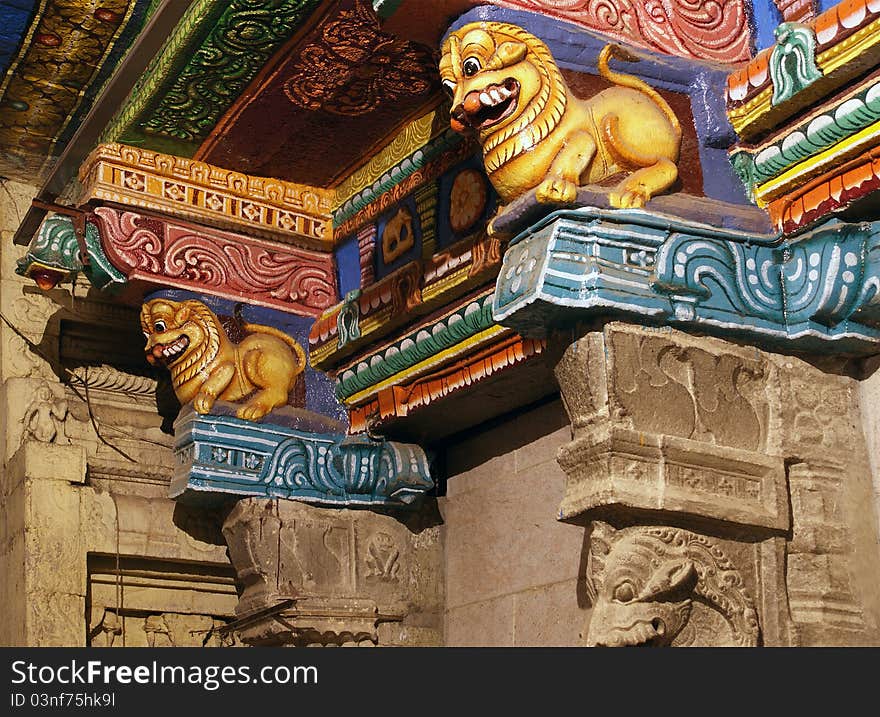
xmin=79 ymin=143 xmax=333 ymax=248
xmin=730 ymin=72 xmax=880 ymax=201
xmin=726 ymin=0 xmax=880 ymax=138
xmin=90 ymin=206 xmax=337 ymax=317
xmin=333 ymin=137 xmax=476 ymax=239
xmin=309 ymin=231 xmax=502 ymax=369
xmin=332 ymin=109 xmax=442 ymax=209
xmin=171 ymin=409 xmax=433 ymax=507
xmin=334 ymin=291 xmax=495 ymax=401
xmin=766 ymin=147 xmax=880 ymax=233
xmin=333 ymin=129 xmax=465 ymax=228
xmin=348 ymin=333 xmax=545 ymax=434
xmin=495 ymin=0 xmax=751 ymax=62
xmin=493 ymin=208 xmax=880 ymax=355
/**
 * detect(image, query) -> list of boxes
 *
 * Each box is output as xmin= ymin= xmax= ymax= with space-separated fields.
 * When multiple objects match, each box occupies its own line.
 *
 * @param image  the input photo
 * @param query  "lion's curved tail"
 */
xmin=242 ymin=322 xmax=308 ymax=373
xmin=598 ymin=44 xmax=681 ymax=138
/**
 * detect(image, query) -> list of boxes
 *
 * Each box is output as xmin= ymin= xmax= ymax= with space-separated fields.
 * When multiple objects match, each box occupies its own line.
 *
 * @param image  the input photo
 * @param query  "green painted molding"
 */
xmin=335 ymin=292 xmax=496 ymax=400
xmin=140 ymin=0 xmax=323 ymax=145
xmin=101 ymin=0 xmax=222 ymax=155
xmin=730 ymin=75 xmax=880 ymax=192
xmin=104 ymin=0 xmax=323 ymax=157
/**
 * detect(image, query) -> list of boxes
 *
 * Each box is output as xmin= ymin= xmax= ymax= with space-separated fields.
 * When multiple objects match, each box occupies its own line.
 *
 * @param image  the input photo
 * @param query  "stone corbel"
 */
xmin=221 ymin=498 xmax=441 ymax=646
xmin=553 ymin=322 xmax=792 ymax=646
xmin=554 ymin=323 xmax=788 ymax=534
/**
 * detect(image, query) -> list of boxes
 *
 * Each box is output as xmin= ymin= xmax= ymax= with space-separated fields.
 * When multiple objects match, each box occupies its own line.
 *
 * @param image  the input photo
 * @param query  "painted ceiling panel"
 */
xmin=0 ymin=1 xmax=37 ymax=77
xmin=108 ymin=0 xmax=326 ymax=158
xmin=196 ymin=0 xmax=441 ymax=187
xmin=0 ymin=0 xmax=155 ymax=181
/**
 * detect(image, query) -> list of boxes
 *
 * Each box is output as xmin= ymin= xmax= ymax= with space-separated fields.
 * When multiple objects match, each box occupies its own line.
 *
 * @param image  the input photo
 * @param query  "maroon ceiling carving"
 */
xmin=283 ymin=0 xmax=436 ymax=116
xmin=197 ymin=0 xmax=441 ymax=187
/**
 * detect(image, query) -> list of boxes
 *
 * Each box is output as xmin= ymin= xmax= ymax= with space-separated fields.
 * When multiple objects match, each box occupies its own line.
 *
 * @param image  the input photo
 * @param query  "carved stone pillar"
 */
xmin=222 ymin=497 xmax=442 ymax=646
xmin=554 ymin=322 xmax=880 ymax=646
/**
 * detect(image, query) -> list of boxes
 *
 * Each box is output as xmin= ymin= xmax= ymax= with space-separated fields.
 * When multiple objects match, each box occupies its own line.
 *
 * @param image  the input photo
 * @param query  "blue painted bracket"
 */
xmin=170 ymin=407 xmax=434 ymax=508
xmin=493 ymin=208 xmax=880 ymax=355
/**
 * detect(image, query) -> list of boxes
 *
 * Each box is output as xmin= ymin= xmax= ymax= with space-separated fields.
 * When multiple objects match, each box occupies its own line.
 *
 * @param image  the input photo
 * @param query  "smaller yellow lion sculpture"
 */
xmin=440 ymin=22 xmax=682 ymax=219
xmin=141 ymin=298 xmax=307 ymax=421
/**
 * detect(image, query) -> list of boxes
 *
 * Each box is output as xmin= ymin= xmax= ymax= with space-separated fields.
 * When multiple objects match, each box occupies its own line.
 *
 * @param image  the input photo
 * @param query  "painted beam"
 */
xmin=90 ymin=206 xmax=338 ymax=317
xmin=171 ymin=406 xmax=433 ymax=508
xmin=493 ymin=207 xmax=880 ymax=355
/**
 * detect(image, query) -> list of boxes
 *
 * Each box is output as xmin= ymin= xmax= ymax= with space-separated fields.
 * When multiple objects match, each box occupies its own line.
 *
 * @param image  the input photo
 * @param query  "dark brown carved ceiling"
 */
xmin=196 ymin=0 xmax=442 ymax=188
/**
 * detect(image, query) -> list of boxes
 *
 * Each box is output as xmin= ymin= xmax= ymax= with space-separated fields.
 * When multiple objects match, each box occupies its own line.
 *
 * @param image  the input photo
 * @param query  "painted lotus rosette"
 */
xmin=493 ymin=207 xmax=880 ymax=354
xmin=171 ymin=409 xmax=433 ymax=507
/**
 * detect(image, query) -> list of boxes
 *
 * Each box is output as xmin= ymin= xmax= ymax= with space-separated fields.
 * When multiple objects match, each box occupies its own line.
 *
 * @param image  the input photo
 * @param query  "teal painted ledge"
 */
xmin=493 ymin=207 xmax=880 ymax=355
xmin=170 ymin=404 xmax=433 ymax=508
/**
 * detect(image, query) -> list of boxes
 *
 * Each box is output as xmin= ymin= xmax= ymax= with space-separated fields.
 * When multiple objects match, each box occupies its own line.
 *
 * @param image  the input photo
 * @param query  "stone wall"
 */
xmin=440 ymin=400 xmax=588 ymax=646
xmin=0 ymin=180 xmax=238 ymax=646
xmin=858 ymin=359 xmax=880 ymax=542
xmin=440 ymin=322 xmax=880 ymax=647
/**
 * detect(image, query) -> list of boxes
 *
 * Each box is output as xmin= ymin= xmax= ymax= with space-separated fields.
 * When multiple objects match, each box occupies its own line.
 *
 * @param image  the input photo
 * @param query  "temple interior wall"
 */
xmin=0 ymin=180 xmax=238 ymax=647
xmin=858 ymin=360 xmax=880 ymax=541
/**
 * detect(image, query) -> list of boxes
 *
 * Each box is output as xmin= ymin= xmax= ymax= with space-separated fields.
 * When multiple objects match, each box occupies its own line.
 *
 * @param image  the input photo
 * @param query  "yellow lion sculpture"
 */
xmin=141 ymin=298 xmax=307 ymax=421
xmin=439 ymin=22 xmax=682 ymax=217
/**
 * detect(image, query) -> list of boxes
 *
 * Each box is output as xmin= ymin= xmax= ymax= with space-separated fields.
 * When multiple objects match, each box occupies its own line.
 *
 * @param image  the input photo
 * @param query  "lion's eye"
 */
xmin=613 ymin=582 xmax=636 ymax=603
xmin=462 ymin=57 xmax=482 ymax=77
xmin=442 ymin=79 xmax=456 ymax=97
xmin=154 ymin=320 xmax=166 ymax=332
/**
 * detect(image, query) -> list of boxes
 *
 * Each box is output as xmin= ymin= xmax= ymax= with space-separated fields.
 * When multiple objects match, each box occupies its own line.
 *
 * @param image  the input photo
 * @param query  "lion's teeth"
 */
xmin=480 ymin=92 xmax=492 ymax=106
xmin=499 ymin=87 xmax=510 ymax=98
xmin=490 ymin=89 xmax=501 ymax=103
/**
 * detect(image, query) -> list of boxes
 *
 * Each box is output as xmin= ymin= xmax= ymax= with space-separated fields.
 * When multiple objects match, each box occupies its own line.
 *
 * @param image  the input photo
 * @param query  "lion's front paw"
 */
xmin=536 ymin=177 xmax=578 ymax=205
xmin=193 ymin=391 xmax=217 ymax=414
xmin=237 ymin=402 xmax=270 ymax=421
xmin=609 ymin=184 xmax=649 ymax=209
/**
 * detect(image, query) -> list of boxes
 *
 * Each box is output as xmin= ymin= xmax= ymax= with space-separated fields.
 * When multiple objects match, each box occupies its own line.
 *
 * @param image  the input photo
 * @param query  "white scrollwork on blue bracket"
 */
xmin=492 ymin=207 xmax=880 ymax=354
xmin=171 ymin=412 xmax=433 ymax=508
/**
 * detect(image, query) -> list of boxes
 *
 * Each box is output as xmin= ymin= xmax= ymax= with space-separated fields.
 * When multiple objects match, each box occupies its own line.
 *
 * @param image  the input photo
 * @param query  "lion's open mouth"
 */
xmin=149 ymin=335 xmax=190 ymax=366
xmin=457 ymin=78 xmax=519 ymax=131
xmin=590 ymin=618 xmax=666 ymax=647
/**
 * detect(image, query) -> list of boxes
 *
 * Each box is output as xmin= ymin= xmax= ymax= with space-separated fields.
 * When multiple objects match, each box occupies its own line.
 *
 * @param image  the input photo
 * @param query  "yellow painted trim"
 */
xmin=727 ymin=88 xmax=773 ymax=135
xmin=817 ymin=17 xmax=880 ymax=77
xmin=421 ymin=267 xmax=472 ymax=302
xmin=728 ymin=18 xmax=880 ymax=137
xmin=332 ymin=110 xmax=441 ymax=208
xmin=344 ymin=325 xmax=509 ymax=406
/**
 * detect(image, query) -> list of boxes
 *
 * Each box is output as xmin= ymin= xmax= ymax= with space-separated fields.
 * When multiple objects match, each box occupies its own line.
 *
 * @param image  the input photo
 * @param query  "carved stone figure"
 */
xmin=141 ymin=299 xmax=307 ymax=421
xmin=585 ymin=522 xmax=760 ymax=646
xmin=439 ymin=22 xmax=681 ymax=221
xmin=22 ymin=383 xmax=70 ymax=444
